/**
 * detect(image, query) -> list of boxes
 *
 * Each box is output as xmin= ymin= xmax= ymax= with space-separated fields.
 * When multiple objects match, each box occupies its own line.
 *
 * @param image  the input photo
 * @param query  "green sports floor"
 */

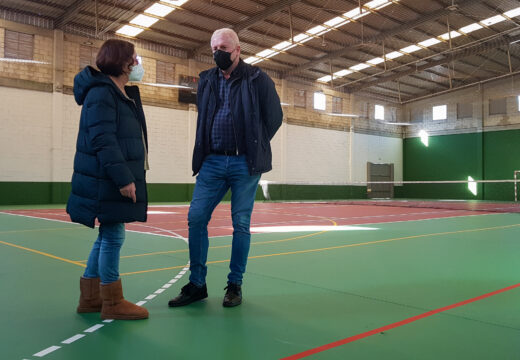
xmin=1 ymin=202 xmax=520 ymax=360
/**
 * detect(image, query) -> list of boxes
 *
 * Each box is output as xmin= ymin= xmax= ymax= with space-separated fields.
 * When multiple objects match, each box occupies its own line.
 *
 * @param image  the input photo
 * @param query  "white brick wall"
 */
xmin=0 ymin=88 xmax=404 ymax=184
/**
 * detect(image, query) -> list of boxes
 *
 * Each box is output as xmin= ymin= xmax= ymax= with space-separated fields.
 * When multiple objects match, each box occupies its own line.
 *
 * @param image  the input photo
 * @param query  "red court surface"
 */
xmin=3 ymin=202 xmax=489 ymax=238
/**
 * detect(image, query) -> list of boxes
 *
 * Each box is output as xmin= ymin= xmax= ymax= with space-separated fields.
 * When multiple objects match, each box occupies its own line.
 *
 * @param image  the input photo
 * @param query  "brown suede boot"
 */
xmin=100 ymin=279 xmax=148 ymax=320
xmin=77 ymin=277 xmax=102 ymax=313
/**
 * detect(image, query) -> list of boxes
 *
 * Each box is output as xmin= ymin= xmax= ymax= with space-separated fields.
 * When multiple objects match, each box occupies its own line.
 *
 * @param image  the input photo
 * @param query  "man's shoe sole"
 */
xmin=222 ymin=300 xmax=242 ymax=307
xmin=168 ymin=293 xmax=208 ymax=307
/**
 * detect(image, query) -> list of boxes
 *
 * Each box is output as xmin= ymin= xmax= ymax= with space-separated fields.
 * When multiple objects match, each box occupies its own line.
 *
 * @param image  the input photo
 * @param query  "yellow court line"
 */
xmin=0 ymin=240 xmax=86 ymax=268
xmin=90 ymin=229 xmax=332 ymax=262
xmin=0 ymin=226 xmax=84 ymax=234
xmin=120 ymin=223 xmax=520 ymax=276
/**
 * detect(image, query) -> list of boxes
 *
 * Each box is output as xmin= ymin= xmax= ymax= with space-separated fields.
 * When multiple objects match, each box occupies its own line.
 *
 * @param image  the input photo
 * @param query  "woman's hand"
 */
xmin=120 ymin=182 xmax=136 ymax=203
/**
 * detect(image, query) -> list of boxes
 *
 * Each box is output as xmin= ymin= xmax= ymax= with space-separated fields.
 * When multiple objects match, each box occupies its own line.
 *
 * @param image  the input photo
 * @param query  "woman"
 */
xmin=67 ymin=39 xmax=149 ymax=320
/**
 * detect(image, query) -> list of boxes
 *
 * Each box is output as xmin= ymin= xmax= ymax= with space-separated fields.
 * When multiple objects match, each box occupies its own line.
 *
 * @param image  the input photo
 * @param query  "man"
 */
xmin=168 ymin=28 xmax=283 ymax=308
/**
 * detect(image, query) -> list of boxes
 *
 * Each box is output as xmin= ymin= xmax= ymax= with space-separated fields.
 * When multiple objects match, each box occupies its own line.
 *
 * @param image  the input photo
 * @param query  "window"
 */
xmin=432 ymin=105 xmax=447 ymax=120
xmin=79 ymin=45 xmax=98 ymax=70
xmin=332 ymin=96 xmax=342 ymax=114
xmin=457 ymin=103 xmax=473 ymax=119
xmin=489 ymin=97 xmax=507 ymax=115
xmin=294 ymin=89 xmax=306 ymax=108
xmin=5 ymin=30 xmax=33 ymax=60
xmin=313 ymin=91 xmax=326 ymax=111
xmin=156 ymin=60 xmax=175 ymax=85
xmin=375 ymin=104 xmax=385 ymax=120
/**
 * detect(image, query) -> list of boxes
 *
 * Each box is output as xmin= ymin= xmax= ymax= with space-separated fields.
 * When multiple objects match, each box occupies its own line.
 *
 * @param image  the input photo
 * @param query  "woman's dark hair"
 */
xmin=96 ymin=39 xmax=135 ymax=76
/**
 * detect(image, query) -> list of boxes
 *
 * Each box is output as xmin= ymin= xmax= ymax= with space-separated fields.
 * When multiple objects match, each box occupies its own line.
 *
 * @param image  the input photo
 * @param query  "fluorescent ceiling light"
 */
xmin=385 ymin=51 xmax=403 ymax=59
xmin=439 ymin=31 xmax=462 ymax=40
xmin=130 ymin=14 xmax=159 ymax=28
xmin=459 ymin=23 xmax=483 ymax=34
xmin=400 ymin=44 xmax=421 ymax=54
xmin=116 ymin=25 xmax=144 ymax=37
xmin=481 ymin=15 xmax=506 ymax=26
xmin=318 ymin=75 xmax=333 ymax=82
xmin=419 ymin=38 xmax=441 ymax=47
xmin=273 ymin=41 xmax=292 ymax=50
xmin=334 ymin=69 xmax=353 ymax=77
xmin=367 ymin=57 xmax=385 ymax=65
xmin=244 ymin=57 xmax=259 ymax=64
xmin=504 ymin=7 xmax=520 ymax=18
xmin=144 ymin=3 xmax=175 ymax=17
xmin=325 ymin=17 xmax=349 ymax=27
xmin=350 ymin=63 xmax=371 ymax=71
xmin=325 ymin=113 xmax=359 ymax=117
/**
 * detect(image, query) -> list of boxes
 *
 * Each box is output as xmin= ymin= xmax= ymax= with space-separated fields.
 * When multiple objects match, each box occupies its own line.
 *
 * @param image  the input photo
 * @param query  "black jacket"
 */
xmin=192 ymin=60 xmax=283 ymax=175
xmin=66 ymin=66 xmax=148 ymax=228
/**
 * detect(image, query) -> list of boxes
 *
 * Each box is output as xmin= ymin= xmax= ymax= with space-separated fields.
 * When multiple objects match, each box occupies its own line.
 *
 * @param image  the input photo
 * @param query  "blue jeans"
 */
xmin=188 ymin=154 xmax=260 ymax=286
xmin=83 ymin=223 xmax=125 ymax=284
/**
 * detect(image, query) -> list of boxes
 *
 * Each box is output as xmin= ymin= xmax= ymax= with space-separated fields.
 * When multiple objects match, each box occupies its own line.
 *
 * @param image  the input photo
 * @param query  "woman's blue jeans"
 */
xmin=188 ymin=155 xmax=260 ymax=287
xmin=83 ymin=223 xmax=125 ymax=284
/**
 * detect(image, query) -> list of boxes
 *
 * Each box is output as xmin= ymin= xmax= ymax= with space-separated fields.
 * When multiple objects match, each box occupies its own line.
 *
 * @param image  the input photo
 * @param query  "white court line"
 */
xmin=136 ymin=301 xmax=147 ymax=306
xmin=154 ymin=288 xmax=166 ymax=294
xmin=84 ymin=324 xmax=104 ymax=333
xmin=145 ymin=294 xmax=157 ymax=300
xmin=33 ymin=346 xmax=61 ymax=357
xmin=61 ymin=334 xmax=85 ymax=344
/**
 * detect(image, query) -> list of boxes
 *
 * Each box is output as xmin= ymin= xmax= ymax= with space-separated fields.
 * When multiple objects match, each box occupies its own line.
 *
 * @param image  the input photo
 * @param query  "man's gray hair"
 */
xmin=210 ymin=28 xmax=240 ymax=47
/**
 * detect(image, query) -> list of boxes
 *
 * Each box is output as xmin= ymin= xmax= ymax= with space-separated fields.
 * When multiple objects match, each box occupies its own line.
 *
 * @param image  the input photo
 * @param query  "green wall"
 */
xmin=403 ymin=129 xmax=520 ymax=201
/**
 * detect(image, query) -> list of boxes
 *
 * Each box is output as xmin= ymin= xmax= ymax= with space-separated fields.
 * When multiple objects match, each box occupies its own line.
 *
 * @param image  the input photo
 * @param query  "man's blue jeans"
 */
xmin=188 ymin=154 xmax=260 ymax=286
xmin=83 ymin=223 xmax=125 ymax=284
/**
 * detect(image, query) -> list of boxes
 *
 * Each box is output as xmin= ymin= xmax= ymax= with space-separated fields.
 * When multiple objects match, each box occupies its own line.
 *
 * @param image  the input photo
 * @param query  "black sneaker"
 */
xmin=168 ymin=282 xmax=208 ymax=307
xmin=223 ymin=283 xmax=242 ymax=307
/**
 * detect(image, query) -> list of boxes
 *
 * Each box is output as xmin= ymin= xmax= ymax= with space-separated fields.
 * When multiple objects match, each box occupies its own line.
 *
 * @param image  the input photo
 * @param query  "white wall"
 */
xmin=0 ymin=87 xmax=403 ymax=184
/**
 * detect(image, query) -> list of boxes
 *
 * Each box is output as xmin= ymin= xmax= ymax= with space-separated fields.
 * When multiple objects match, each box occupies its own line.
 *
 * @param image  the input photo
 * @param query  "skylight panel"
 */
xmin=292 ymin=33 xmax=310 ymax=43
xmin=364 ymin=0 xmax=390 ymax=9
xmin=256 ymin=49 xmax=276 ymax=58
xmin=385 ymin=51 xmax=403 ymax=59
xmin=161 ymin=0 xmax=188 ymax=5
xmin=367 ymin=57 xmax=385 ymax=65
xmin=130 ymin=14 xmax=159 ymax=28
xmin=244 ymin=57 xmax=260 ymax=64
xmin=401 ymin=44 xmax=421 ymax=54
xmin=116 ymin=25 xmax=144 ymax=37
xmin=307 ymin=25 xmax=328 ymax=36
xmin=504 ymin=7 xmax=520 ymax=18
xmin=481 ymin=15 xmax=507 ymax=26
xmin=418 ymin=38 xmax=441 ymax=47
xmin=343 ymin=8 xmax=364 ymax=19
xmin=318 ymin=75 xmax=333 ymax=83
xmin=334 ymin=69 xmax=353 ymax=77
xmin=350 ymin=63 xmax=371 ymax=71
xmin=325 ymin=17 xmax=349 ymax=27
xmin=144 ymin=3 xmax=175 ymax=17
xmin=459 ymin=23 xmax=483 ymax=34
xmin=273 ymin=41 xmax=292 ymax=50
xmin=439 ymin=31 xmax=462 ymax=40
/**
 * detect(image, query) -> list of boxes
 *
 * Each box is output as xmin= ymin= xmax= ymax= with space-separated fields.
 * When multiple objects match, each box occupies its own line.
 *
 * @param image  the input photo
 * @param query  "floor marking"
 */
xmin=136 ymin=301 xmax=147 ymax=306
xmin=61 ymin=334 xmax=85 ymax=344
xmin=103 ymin=319 xmax=113 ymax=323
xmin=33 ymin=346 xmax=61 ymax=357
xmin=84 ymin=324 xmax=104 ymax=333
xmin=145 ymin=294 xmax=157 ymax=300
xmin=281 ymin=282 xmax=520 ymax=360
xmin=0 ymin=240 xmax=86 ymax=268
xmin=154 ymin=288 xmax=165 ymax=294
xmin=163 ymin=283 xmax=173 ymax=288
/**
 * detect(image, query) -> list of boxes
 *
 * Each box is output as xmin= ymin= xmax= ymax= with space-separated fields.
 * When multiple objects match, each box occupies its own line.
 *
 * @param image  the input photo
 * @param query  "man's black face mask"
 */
xmin=213 ymin=49 xmax=234 ymax=70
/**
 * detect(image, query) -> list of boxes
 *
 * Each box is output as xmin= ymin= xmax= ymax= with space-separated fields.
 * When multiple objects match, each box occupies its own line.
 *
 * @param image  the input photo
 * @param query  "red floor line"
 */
xmin=280 ymin=283 xmax=520 ymax=360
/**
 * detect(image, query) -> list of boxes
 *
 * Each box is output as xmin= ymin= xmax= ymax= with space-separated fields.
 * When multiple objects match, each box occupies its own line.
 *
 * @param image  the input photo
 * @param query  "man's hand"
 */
xmin=120 ymin=182 xmax=136 ymax=203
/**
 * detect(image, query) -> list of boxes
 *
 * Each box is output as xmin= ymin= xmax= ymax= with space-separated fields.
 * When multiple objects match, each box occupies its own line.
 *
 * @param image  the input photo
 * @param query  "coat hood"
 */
xmin=73 ymin=66 xmax=116 ymax=105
